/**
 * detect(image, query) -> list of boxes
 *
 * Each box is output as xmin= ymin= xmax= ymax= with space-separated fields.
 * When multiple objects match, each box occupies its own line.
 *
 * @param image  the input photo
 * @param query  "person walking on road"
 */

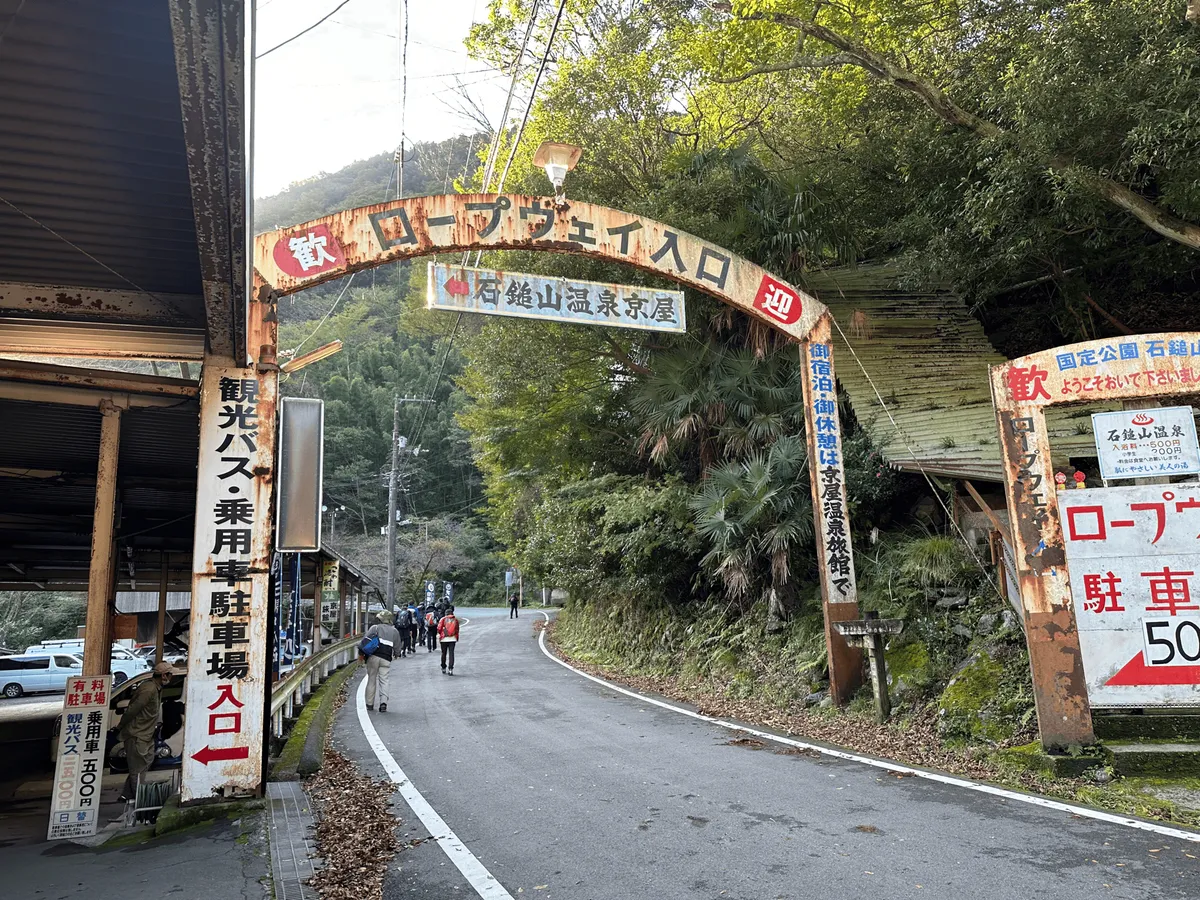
xmin=508 ymin=592 xmax=519 ymax=619
xmin=424 ymin=603 xmax=439 ymax=653
xmin=363 ymin=610 xmax=400 ymax=711
xmin=438 ymin=605 xmax=460 ymax=674
xmin=396 ymin=605 xmax=412 ymax=658
xmin=117 ymin=661 xmax=173 ymax=801
xmin=406 ymin=602 xmax=420 ymax=655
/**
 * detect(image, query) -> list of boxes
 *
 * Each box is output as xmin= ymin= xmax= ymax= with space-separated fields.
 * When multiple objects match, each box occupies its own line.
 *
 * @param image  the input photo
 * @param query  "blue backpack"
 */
xmin=360 ymin=633 xmax=380 ymax=657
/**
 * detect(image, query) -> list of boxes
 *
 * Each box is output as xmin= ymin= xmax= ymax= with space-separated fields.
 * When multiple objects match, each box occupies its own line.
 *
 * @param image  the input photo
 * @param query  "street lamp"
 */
xmin=533 ymin=141 xmax=582 ymax=203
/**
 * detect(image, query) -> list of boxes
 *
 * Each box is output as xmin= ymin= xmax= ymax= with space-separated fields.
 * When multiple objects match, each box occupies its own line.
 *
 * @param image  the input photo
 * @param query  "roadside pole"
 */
xmin=386 ymin=398 xmax=400 ymax=614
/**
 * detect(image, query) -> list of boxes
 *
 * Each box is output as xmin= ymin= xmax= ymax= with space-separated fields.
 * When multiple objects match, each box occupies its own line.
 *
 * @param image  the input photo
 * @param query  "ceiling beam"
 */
xmin=0 ymin=319 xmax=205 ymax=360
xmin=0 ymin=281 xmax=203 ymax=325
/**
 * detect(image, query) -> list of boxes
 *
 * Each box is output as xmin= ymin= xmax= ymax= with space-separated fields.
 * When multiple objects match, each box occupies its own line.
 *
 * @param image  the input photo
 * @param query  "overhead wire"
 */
xmin=257 ymin=0 xmax=354 ymax=59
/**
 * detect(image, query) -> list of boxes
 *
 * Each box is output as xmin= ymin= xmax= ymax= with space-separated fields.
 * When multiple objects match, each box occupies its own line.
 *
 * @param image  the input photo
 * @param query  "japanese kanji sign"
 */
xmin=1000 ymin=333 xmax=1200 ymax=405
xmin=427 ymin=263 xmax=686 ymax=333
xmin=255 ymin=195 xmax=826 ymax=341
xmin=1091 ymin=406 xmax=1200 ymax=480
xmin=183 ymin=362 xmax=275 ymax=800
xmin=48 ymin=675 xmax=111 ymax=840
xmin=320 ymin=558 xmax=339 ymax=624
xmin=1059 ymin=483 xmax=1200 ymax=707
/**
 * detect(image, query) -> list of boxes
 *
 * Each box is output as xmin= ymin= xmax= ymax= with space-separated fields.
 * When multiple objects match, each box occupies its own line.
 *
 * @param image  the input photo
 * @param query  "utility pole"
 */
xmin=385 ymin=396 xmax=433 ymax=613
xmin=387 ymin=398 xmax=400 ymax=614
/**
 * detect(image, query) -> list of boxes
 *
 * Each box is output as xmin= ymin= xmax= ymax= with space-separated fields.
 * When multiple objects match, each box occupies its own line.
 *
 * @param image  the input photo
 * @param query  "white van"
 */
xmin=26 ymin=641 xmax=150 ymax=678
xmin=0 ymin=653 xmax=83 ymax=698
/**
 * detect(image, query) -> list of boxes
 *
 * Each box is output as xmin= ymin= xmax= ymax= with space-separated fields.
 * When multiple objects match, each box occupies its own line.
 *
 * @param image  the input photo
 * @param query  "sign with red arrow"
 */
xmin=191 ymin=745 xmax=251 ymax=766
xmin=1059 ymin=484 xmax=1200 ymax=707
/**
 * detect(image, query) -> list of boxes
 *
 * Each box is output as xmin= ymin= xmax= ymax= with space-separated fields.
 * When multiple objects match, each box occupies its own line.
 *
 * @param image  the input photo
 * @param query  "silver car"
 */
xmin=0 ymin=653 xmax=83 ymax=698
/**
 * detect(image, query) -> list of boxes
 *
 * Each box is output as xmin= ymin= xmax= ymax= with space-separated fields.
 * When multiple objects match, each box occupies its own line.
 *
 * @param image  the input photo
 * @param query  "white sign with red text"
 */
xmin=1059 ymin=484 xmax=1200 ymax=706
xmin=48 ymin=675 xmax=112 ymax=840
xmin=1091 ymin=405 xmax=1200 ymax=480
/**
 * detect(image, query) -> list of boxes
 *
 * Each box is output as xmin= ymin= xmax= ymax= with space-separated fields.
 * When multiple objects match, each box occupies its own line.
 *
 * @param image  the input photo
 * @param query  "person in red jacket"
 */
xmin=438 ymin=605 xmax=460 ymax=675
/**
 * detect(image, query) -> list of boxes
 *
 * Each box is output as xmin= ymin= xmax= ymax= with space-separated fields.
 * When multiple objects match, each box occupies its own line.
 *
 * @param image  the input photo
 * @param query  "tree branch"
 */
xmin=711 ymin=2 xmax=1200 ymax=251
xmin=601 ymin=334 xmax=653 ymax=376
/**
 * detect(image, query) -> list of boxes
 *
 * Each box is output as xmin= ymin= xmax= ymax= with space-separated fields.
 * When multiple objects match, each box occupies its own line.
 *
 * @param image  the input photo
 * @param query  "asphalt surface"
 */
xmin=331 ymin=607 xmax=1199 ymax=900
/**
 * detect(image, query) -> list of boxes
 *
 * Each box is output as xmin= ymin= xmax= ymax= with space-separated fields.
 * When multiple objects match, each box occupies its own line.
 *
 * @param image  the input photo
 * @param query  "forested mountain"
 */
xmin=263 ymin=134 xmax=504 ymax=604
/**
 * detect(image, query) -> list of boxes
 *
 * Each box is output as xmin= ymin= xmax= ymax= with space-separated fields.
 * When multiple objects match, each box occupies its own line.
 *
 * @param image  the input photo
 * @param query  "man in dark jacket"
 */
xmin=118 ymin=662 xmax=173 ymax=801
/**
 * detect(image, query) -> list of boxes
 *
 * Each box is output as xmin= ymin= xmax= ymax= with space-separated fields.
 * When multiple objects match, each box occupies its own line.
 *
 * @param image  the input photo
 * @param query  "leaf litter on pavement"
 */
xmin=305 ymin=683 xmax=402 ymax=900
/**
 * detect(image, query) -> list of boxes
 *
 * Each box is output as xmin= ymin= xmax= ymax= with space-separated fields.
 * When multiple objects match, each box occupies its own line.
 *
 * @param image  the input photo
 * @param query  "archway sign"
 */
xmin=990 ymin=332 xmax=1200 ymax=750
xmin=254 ymin=194 xmax=864 ymax=702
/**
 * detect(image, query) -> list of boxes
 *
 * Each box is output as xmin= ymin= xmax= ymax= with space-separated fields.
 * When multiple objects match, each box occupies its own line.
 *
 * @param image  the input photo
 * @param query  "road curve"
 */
xmin=329 ymin=607 xmax=1198 ymax=900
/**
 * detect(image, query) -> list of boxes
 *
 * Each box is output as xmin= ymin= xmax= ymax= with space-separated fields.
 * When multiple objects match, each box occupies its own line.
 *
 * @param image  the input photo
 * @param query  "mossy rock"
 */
xmin=938 ymin=650 xmax=1015 ymax=743
xmin=886 ymin=641 xmax=931 ymax=699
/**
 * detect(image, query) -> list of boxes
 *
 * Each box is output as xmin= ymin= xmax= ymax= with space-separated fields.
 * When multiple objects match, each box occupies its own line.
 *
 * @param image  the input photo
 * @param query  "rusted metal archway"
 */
xmin=253 ymin=194 xmax=865 ymax=703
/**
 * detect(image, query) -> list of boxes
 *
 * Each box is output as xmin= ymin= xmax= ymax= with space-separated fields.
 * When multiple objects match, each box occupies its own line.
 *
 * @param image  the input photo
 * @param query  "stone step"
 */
xmin=1093 ymin=712 xmax=1200 ymax=741
xmin=1106 ymin=740 xmax=1200 ymax=777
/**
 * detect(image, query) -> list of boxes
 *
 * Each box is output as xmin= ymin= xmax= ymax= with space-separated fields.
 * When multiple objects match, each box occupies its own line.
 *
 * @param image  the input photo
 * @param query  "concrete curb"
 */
xmin=154 ymin=793 xmax=266 ymax=838
xmin=272 ymin=659 xmax=360 ymax=781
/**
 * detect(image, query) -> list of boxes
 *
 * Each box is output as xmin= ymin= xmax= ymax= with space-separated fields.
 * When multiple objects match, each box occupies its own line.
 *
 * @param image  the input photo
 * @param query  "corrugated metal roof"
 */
xmin=116 ymin=591 xmax=191 ymax=614
xmin=802 ymin=265 xmax=1104 ymax=482
xmin=0 ymin=0 xmax=203 ymax=296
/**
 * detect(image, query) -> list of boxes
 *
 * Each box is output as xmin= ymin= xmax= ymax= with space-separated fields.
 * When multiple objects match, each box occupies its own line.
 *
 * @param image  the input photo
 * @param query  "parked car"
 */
xmin=28 ymin=640 xmax=151 ymax=673
xmin=131 ymin=645 xmax=187 ymax=667
xmin=49 ymin=669 xmax=187 ymax=769
xmin=21 ymin=648 xmax=146 ymax=687
xmin=0 ymin=653 xmax=83 ymax=698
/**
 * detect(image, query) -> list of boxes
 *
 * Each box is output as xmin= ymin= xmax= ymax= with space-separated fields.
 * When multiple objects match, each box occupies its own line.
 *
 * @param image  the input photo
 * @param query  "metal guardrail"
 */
xmin=268 ymin=636 xmax=360 ymax=738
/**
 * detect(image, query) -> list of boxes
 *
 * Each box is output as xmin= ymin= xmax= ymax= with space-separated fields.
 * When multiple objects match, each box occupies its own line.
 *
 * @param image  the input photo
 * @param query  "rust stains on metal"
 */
xmin=1025 ymin=609 xmax=1092 ymax=750
xmin=0 ymin=282 xmax=204 ymax=325
xmin=255 ymin=194 xmax=829 ymax=344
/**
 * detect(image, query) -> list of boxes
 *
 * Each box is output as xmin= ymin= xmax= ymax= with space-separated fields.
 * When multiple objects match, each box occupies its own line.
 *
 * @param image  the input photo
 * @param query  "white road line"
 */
xmin=536 ymin=612 xmax=1200 ymax=844
xmin=355 ymin=678 xmax=515 ymax=899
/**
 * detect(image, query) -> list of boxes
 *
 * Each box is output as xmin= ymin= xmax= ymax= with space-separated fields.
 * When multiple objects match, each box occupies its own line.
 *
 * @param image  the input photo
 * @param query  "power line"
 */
xmin=493 ymin=0 xmax=567 ymax=195
xmin=257 ymin=0 xmax=353 ymax=59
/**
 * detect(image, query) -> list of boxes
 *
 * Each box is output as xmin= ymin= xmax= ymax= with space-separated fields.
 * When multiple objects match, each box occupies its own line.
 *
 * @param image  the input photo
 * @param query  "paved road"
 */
xmin=331 ymin=608 xmax=1198 ymax=900
xmin=0 ymin=695 xmax=61 ymax=725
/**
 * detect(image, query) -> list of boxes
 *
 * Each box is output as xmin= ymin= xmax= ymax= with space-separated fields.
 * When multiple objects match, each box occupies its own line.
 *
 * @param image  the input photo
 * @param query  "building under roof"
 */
xmin=0 ymin=0 xmax=249 ymax=593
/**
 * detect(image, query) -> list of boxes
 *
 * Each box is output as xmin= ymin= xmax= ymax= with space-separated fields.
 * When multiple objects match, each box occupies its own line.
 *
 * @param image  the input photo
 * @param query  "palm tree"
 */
xmin=689 ymin=436 xmax=814 ymax=631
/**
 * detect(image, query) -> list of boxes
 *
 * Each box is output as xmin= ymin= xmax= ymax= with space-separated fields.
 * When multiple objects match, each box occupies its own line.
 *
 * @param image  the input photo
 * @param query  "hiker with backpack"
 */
xmin=438 ymin=605 xmax=460 ymax=674
xmin=395 ymin=605 xmax=413 ymax=657
xmin=424 ymin=603 xmax=439 ymax=653
xmin=406 ymin=601 xmax=420 ymax=655
xmin=361 ymin=609 xmax=400 ymax=712
xmin=508 ymin=592 xmax=519 ymax=619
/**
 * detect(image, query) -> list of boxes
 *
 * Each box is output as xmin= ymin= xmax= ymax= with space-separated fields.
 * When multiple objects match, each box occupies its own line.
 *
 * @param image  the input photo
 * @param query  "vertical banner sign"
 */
xmin=800 ymin=317 xmax=862 ymax=706
xmin=183 ymin=363 xmax=276 ymax=800
xmin=444 ymin=582 xmax=454 ymax=605
xmin=47 ymin=675 xmax=111 ymax=840
xmin=425 ymin=580 xmax=435 ymax=605
xmin=1058 ymin=483 xmax=1200 ymax=707
xmin=271 ymin=552 xmax=282 ymax=681
xmin=320 ymin=558 xmax=340 ymax=624
xmin=290 ymin=554 xmax=302 ymax=661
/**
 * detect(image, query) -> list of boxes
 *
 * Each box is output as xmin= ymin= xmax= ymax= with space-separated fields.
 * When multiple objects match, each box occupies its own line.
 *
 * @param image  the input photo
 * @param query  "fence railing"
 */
xmin=269 ymin=636 xmax=360 ymax=738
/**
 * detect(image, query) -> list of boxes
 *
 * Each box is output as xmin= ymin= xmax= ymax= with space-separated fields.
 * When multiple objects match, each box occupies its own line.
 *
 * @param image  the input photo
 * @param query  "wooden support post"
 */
xmin=800 ymin=317 xmax=863 ymax=706
xmin=83 ymin=401 xmax=121 ymax=677
xmin=155 ymin=553 xmax=168 ymax=665
xmin=865 ymin=631 xmax=891 ymax=724
xmin=990 ymin=372 xmax=1094 ymax=750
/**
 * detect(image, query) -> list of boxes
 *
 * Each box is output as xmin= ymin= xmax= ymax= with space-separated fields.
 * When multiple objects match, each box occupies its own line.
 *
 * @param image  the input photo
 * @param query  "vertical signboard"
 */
xmin=320 ymin=558 xmax=340 ymax=624
xmin=800 ymin=316 xmax=862 ymax=706
xmin=444 ymin=582 xmax=454 ymax=605
xmin=1058 ymin=483 xmax=1200 ymax=707
xmin=425 ymin=580 xmax=435 ymax=605
xmin=47 ymin=675 xmax=111 ymax=840
xmin=183 ymin=362 xmax=275 ymax=800
xmin=276 ymin=398 xmax=324 ymax=551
